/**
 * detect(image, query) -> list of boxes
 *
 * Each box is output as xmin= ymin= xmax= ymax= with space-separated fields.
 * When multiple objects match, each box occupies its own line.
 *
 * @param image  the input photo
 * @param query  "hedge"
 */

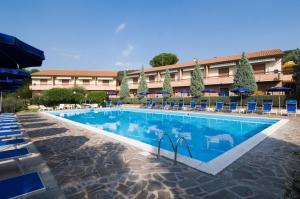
xmin=111 ymin=95 xmax=292 ymax=107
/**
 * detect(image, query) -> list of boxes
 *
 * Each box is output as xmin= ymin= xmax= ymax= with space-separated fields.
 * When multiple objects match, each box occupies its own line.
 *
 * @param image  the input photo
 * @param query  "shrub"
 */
xmin=86 ymin=91 xmax=107 ymax=103
xmin=41 ymin=88 xmax=84 ymax=106
xmin=1 ymin=96 xmax=27 ymax=113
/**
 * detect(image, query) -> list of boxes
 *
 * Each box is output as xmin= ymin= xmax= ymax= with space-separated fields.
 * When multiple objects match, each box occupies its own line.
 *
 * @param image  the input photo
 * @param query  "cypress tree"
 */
xmin=190 ymin=60 xmax=204 ymax=97
xmin=232 ymin=52 xmax=257 ymax=93
xmin=119 ymin=71 xmax=130 ymax=99
xmin=162 ymin=69 xmax=173 ymax=97
xmin=292 ymin=49 xmax=300 ymax=98
xmin=137 ymin=66 xmax=148 ymax=97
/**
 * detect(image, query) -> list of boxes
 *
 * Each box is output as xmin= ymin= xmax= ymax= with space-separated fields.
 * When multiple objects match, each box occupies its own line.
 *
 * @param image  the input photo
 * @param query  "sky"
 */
xmin=1 ymin=0 xmax=300 ymax=70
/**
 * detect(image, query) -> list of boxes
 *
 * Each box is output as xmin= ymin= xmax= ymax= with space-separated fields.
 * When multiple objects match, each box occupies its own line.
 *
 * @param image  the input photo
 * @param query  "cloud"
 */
xmin=121 ymin=44 xmax=134 ymax=57
xmin=51 ymin=47 xmax=80 ymax=60
xmin=115 ymin=23 xmax=126 ymax=33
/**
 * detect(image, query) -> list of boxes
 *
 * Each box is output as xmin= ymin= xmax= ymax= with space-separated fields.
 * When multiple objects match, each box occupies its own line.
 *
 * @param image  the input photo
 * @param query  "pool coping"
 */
xmin=41 ymin=108 xmax=289 ymax=175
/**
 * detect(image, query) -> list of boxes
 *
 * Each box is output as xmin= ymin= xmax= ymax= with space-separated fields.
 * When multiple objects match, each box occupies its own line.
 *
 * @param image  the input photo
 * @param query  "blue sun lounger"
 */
xmin=145 ymin=99 xmax=151 ymax=108
xmin=117 ymin=100 xmax=123 ymax=107
xmin=177 ymin=100 xmax=184 ymax=110
xmin=0 ymin=138 xmax=25 ymax=147
xmin=106 ymin=100 xmax=112 ymax=107
xmin=161 ymin=99 xmax=167 ymax=109
xmin=215 ymin=100 xmax=224 ymax=111
xmin=199 ymin=100 xmax=208 ymax=111
xmin=0 ymin=130 xmax=23 ymax=138
xmin=229 ymin=99 xmax=238 ymax=112
xmin=247 ymin=98 xmax=257 ymax=113
xmin=262 ymin=99 xmax=273 ymax=114
xmin=0 ymin=122 xmax=18 ymax=127
xmin=169 ymin=100 xmax=175 ymax=109
xmin=0 ymin=126 xmax=19 ymax=131
xmin=151 ymin=100 xmax=156 ymax=109
xmin=286 ymin=100 xmax=297 ymax=116
xmin=189 ymin=100 xmax=196 ymax=110
xmin=0 ymin=148 xmax=29 ymax=161
xmin=0 ymin=172 xmax=45 ymax=199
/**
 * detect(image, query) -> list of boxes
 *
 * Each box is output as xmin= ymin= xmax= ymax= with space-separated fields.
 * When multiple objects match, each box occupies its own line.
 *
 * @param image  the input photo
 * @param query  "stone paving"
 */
xmin=17 ymin=112 xmax=300 ymax=199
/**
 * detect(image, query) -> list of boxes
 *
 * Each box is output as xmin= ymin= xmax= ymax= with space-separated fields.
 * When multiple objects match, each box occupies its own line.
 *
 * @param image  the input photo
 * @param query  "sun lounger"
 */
xmin=169 ymin=100 xmax=175 ymax=109
xmin=106 ymin=100 xmax=112 ymax=108
xmin=161 ymin=99 xmax=167 ymax=109
xmin=246 ymin=98 xmax=257 ymax=113
xmin=286 ymin=100 xmax=297 ymax=116
xmin=151 ymin=100 xmax=156 ymax=109
xmin=0 ymin=122 xmax=18 ymax=126
xmin=0 ymin=172 xmax=45 ymax=199
xmin=39 ymin=105 xmax=53 ymax=111
xmin=215 ymin=100 xmax=224 ymax=111
xmin=189 ymin=100 xmax=196 ymax=110
xmin=0 ymin=138 xmax=25 ymax=147
xmin=0 ymin=148 xmax=29 ymax=161
xmin=262 ymin=99 xmax=273 ymax=114
xmin=177 ymin=100 xmax=184 ymax=110
xmin=0 ymin=130 xmax=23 ymax=138
xmin=199 ymin=100 xmax=208 ymax=111
xmin=117 ymin=100 xmax=123 ymax=107
xmin=229 ymin=99 xmax=238 ymax=112
xmin=0 ymin=126 xmax=19 ymax=132
xmin=145 ymin=99 xmax=151 ymax=108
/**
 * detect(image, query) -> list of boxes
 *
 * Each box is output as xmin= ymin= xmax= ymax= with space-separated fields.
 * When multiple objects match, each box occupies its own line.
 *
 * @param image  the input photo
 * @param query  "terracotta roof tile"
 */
xmin=32 ymin=70 xmax=118 ymax=77
xmin=129 ymin=49 xmax=283 ymax=75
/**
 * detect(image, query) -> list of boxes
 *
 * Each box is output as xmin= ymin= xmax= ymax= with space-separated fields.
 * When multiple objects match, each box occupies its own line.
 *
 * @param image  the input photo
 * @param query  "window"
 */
xmin=252 ymin=64 xmax=265 ymax=74
xmin=83 ymin=80 xmax=90 ymax=85
xmin=40 ymin=79 xmax=47 ymax=85
xmin=62 ymin=80 xmax=69 ymax=86
xmin=148 ymin=76 xmax=155 ymax=82
xmin=102 ymin=80 xmax=109 ymax=86
xmin=219 ymin=88 xmax=229 ymax=96
xmin=170 ymin=73 xmax=176 ymax=81
xmin=133 ymin=77 xmax=138 ymax=84
xmin=218 ymin=68 xmax=229 ymax=77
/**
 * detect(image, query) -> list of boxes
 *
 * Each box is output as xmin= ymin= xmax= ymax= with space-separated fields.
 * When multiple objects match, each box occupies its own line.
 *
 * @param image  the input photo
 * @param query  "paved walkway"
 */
xmin=18 ymin=112 xmax=300 ymax=199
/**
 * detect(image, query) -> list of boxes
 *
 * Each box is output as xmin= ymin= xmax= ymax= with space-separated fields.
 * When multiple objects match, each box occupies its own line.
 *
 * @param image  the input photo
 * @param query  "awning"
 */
xmin=32 ymin=76 xmax=51 ymax=79
xmin=78 ymin=77 xmax=92 ymax=80
xmin=97 ymin=77 xmax=113 ymax=80
xmin=160 ymin=69 xmax=178 ymax=74
xmin=56 ymin=77 xmax=72 ymax=80
xmin=145 ymin=72 xmax=157 ymax=76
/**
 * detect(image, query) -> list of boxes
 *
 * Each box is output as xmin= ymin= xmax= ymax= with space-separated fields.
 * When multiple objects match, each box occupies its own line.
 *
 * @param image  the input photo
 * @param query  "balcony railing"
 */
xmin=31 ymin=84 xmax=117 ymax=91
xmin=128 ymin=71 xmax=287 ymax=89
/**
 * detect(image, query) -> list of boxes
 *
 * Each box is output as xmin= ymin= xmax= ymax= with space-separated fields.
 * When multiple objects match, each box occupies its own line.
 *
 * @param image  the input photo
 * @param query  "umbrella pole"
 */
xmin=0 ymin=91 xmax=2 ymax=113
xmin=278 ymin=94 xmax=280 ymax=115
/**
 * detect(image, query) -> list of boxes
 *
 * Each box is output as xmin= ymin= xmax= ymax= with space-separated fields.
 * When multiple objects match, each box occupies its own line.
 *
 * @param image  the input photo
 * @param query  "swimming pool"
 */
xmin=47 ymin=108 xmax=287 ymax=174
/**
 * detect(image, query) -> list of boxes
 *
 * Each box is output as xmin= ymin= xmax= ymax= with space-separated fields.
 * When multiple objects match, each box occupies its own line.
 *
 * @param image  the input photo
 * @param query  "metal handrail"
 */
xmin=157 ymin=133 xmax=175 ymax=158
xmin=174 ymin=136 xmax=192 ymax=164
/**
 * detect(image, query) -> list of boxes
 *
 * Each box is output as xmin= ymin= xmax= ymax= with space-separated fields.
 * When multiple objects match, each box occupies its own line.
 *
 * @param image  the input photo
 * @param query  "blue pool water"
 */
xmin=51 ymin=109 xmax=278 ymax=163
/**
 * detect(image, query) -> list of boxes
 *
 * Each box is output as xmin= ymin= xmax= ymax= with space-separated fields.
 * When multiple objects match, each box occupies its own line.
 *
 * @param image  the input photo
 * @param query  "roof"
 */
xmin=129 ymin=49 xmax=283 ymax=75
xmin=32 ymin=70 xmax=118 ymax=77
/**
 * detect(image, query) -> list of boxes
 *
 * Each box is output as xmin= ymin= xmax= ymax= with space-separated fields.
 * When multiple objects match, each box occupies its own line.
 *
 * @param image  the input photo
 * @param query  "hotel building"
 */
xmin=127 ymin=49 xmax=293 ymax=96
xmin=31 ymin=49 xmax=294 ymax=97
xmin=31 ymin=70 xmax=118 ymax=96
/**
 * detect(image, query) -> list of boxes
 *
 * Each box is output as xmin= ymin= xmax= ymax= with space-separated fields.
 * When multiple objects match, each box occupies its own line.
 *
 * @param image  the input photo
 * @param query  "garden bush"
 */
xmin=41 ymin=88 xmax=85 ymax=106
xmin=86 ymin=91 xmax=107 ymax=103
xmin=1 ymin=96 xmax=27 ymax=113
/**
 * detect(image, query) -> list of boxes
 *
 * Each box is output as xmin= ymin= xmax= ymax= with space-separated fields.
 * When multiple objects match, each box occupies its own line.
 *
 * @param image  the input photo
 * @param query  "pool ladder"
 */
xmin=157 ymin=133 xmax=192 ymax=164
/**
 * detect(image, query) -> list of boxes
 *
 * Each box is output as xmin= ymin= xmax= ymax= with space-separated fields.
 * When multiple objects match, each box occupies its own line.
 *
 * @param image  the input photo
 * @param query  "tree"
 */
xmin=162 ymin=69 xmax=173 ymax=97
xmin=291 ymin=49 xmax=300 ymax=98
xmin=150 ymin=53 xmax=179 ymax=67
xmin=86 ymin=91 xmax=107 ymax=103
xmin=232 ymin=52 xmax=257 ymax=94
xmin=119 ymin=70 xmax=130 ymax=99
xmin=190 ymin=60 xmax=204 ymax=98
xmin=137 ymin=66 xmax=148 ymax=97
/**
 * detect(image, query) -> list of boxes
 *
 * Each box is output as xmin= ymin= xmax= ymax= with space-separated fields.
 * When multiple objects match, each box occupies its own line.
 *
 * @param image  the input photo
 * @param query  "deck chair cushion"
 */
xmin=0 ymin=138 xmax=25 ymax=147
xmin=0 ymin=148 xmax=29 ymax=161
xmin=0 ymin=130 xmax=23 ymax=138
xmin=0 ymin=172 xmax=45 ymax=199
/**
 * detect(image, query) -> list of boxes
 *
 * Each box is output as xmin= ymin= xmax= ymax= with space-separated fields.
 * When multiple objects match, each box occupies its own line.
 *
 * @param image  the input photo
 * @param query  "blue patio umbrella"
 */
xmin=139 ymin=91 xmax=153 ymax=96
xmin=178 ymin=89 xmax=191 ymax=97
xmin=154 ymin=90 xmax=170 ymax=95
xmin=0 ymin=33 xmax=45 ymax=68
xmin=231 ymin=88 xmax=252 ymax=108
xmin=202 ymin=89 xmax=220 ymax=108
xmin=266 ymin=86 xmax=292 ymax=113
xmin=0 ymin=68 xmax=30 ymax=79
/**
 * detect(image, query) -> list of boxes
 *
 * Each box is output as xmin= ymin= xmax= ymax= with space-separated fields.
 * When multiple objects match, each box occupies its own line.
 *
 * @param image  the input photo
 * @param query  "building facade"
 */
xmin=127 ymin=49 xmax=293 ymax=96
xmin=31 ymin=70 xmax=118 ymax=96
xmin=31 ymin=49 xmax=295 ymax=97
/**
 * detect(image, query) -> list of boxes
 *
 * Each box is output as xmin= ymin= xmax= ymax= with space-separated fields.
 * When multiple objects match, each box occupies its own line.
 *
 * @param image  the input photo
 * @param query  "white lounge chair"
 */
xmin=39 ymin=105 xmax=53 ymax=111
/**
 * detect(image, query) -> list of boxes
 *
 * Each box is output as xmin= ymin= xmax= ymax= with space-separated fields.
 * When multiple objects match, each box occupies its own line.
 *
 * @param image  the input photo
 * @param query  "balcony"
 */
xmin=128 ymin=71 xmax=287 ymax=89
xmin=31 ymin=84 xmax=117 ymax=91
